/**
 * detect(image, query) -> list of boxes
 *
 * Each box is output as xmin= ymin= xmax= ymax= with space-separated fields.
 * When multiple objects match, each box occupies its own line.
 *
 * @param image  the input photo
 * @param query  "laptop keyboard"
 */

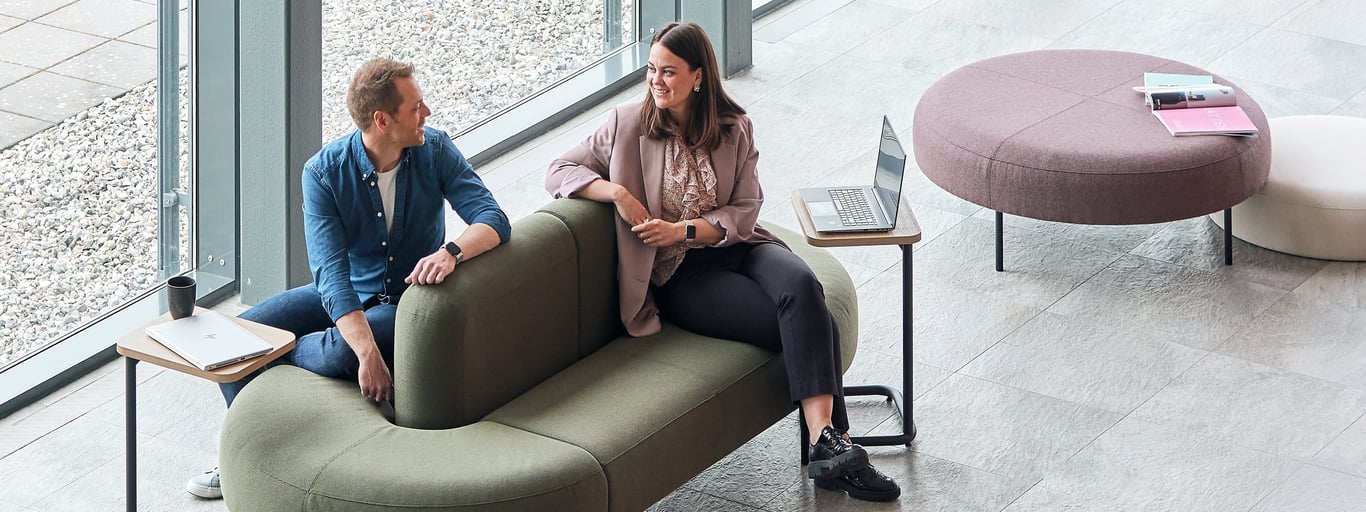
xmin=829 ymin=188 xmax=877 ymax=226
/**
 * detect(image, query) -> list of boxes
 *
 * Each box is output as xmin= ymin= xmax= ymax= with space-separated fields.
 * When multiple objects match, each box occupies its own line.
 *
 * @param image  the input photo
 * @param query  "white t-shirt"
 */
xmin=376 ymin=165 xmax=398 ymax=232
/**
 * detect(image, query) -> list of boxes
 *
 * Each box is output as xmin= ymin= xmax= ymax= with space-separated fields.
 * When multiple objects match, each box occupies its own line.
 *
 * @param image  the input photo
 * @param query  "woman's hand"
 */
xmin=612 ymin=185 xmax=652 ymax=226
xmin=632 ymin=219 xmax=686 ymax=247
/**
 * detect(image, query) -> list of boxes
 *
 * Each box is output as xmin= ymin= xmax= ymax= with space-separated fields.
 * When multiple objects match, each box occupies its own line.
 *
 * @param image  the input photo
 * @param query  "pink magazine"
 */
xmin=1152 ymin=106 xmax=1259 ymax=136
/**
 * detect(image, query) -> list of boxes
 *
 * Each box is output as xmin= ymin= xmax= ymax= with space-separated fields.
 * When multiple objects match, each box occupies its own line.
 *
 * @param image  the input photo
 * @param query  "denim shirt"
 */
xmin=302 ymin=127 xmax=511 ymax=322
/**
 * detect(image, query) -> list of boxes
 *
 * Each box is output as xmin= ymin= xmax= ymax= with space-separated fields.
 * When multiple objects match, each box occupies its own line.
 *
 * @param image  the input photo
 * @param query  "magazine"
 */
xmin=1132 ymin=72 xmax=1214 ymax=92
xmin=1135 ymin=72 xmax=1257 ymax=136
xmin=1133 ymin=72 xmax=1214 ymax=107
xmin=1152 ymin=107 xmax=1259 ymax=137
xmin=1150 ymin=85 xmax=1237 ymax=110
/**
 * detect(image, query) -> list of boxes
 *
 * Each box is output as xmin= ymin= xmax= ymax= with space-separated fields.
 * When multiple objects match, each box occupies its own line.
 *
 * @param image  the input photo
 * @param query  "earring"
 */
xmin=693 ymin=84 xmax=701 ymax=93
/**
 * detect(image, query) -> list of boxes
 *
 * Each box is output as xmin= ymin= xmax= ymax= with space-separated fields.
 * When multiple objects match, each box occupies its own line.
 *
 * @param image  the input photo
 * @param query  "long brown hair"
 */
xmin=640 ymin=22 xmax=745 ymax=150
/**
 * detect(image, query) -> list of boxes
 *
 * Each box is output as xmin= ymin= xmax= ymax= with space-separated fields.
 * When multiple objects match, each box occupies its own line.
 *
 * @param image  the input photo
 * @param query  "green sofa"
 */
xmin=219 ymin=199 xmax=859 ymax=511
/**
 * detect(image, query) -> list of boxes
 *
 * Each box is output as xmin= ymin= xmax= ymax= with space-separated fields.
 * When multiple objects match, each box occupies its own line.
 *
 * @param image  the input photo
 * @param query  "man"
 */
xmin=186 ymin=58 xmax=511 ymax=500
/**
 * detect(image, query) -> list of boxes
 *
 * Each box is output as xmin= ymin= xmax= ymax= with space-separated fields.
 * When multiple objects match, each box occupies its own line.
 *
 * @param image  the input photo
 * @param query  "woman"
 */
xmin=544 ymin=22 xmax=900 ymax=502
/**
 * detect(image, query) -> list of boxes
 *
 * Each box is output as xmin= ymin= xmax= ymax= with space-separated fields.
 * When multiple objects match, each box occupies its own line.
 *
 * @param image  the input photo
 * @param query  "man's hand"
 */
xmin=334 ymin=310 xmax=392 ymax=403
xmin=632 ymin=219 xmax=686 ymax=247
xmin=405 ymin=249 xmax=457 ymax=285
xmin=357 ymin=349 xmax=393 ymax=403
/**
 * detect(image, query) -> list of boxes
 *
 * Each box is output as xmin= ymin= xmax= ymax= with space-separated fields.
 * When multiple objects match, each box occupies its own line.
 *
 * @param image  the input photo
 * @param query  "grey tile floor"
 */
xmin=0 ymin=0 xmax=183 ymax=149
xmin=4 ymin=0 xmax=1366 ymax=510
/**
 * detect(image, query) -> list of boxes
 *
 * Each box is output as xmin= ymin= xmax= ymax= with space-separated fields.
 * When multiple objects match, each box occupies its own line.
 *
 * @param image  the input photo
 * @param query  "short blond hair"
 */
xmin=347 ymin=58 xmax=414 ymax=131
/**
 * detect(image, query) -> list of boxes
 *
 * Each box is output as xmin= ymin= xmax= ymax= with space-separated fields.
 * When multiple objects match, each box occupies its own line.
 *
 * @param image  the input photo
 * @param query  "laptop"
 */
xmin=798 ymin=116 xmax=907 ymax=233
xmin=145 ymin=311 xmax=273 ymax=371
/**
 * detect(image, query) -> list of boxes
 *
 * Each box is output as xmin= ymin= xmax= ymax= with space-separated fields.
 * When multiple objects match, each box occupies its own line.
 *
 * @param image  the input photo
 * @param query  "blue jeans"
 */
xmin=219 ymin=284 xmax=396 ymax=407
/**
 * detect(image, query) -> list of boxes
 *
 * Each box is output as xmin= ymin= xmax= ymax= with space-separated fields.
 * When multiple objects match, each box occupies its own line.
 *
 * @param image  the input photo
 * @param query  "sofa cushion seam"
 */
xmin=497 ymin=348 xmax=777 ymax=467
xmin=302 ymin=426 xmax=389 ymax=506
xmin=303 ymin=424 xmax=605 ymax=508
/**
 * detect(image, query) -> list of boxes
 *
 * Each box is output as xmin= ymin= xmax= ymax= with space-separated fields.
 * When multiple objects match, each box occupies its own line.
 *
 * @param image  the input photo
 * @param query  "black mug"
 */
xmin=167 ymin=276 xmax=197 ymax=320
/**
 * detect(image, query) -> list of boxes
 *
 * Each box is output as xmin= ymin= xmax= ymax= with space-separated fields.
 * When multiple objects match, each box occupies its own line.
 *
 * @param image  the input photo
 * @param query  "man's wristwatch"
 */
xmin=444 ymin=241 xmax=464 ymax=264
xmin=684 ymin=220 xmax=696 ymax=242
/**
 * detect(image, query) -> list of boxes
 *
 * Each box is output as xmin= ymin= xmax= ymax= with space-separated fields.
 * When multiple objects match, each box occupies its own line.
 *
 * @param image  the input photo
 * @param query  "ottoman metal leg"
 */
xmin=1224 ymin=208 xmax=1233 ymax=265
xmin=995 ymin=211 xmax=1004 ymax=272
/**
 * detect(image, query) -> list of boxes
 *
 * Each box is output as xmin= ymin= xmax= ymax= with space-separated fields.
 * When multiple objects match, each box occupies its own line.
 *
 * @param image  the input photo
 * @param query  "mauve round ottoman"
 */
xmin=912 ymin=49 xmax=1272 ymax=270
xmin=1210 ymin=115 xmax=1366 ymax=261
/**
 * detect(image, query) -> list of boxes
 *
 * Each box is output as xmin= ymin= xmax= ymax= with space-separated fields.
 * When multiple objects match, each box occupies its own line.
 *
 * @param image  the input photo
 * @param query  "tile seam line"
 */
xmin=0 ymin=1 xmax=79 ymax=23
xmin=6 ymin=19 xmax=116 ymax=43
xmin=1044 ymin=0 xmax=1124 ymax=43
xmin=0 ymin=108 xmax=49 ymax=122
xmin=1306 ymin=408 xmax=1366 ymax=461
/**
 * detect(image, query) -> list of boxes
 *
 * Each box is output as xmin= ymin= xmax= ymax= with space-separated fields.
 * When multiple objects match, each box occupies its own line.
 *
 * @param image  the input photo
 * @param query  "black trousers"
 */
xmin=655 ymin=242 xmax=850 ymax=431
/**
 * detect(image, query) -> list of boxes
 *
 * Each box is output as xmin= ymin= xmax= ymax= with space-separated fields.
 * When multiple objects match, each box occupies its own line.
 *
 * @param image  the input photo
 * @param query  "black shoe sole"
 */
xmin=814 ymin=476 xmax=901 ymax=502
xmin=807 ymin=444 xmax=869 ymax=480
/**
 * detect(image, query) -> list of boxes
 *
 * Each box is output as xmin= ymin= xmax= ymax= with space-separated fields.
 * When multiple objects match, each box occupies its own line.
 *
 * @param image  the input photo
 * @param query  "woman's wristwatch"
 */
xmin=684 ymin=220 xmax=696 ymax=242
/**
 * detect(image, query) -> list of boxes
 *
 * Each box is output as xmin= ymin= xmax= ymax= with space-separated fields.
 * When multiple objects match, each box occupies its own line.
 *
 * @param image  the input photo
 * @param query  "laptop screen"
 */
xmin=872 ymin=116 xmax=906 ymax=224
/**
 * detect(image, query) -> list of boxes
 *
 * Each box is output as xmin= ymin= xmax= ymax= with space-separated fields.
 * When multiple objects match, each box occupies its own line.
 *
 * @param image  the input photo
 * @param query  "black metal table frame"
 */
xmin=800 ymin=243 xmax=915 ymax=463
xmin=123 ymin=342 xmax=277 ymax=510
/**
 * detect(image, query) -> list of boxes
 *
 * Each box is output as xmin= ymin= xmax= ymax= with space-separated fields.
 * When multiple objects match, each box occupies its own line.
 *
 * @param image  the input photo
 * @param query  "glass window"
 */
xmin=319 ymin=0 xmax=635 ymax=141
xmin=1 ymin=0 xmax=762 ymax=416
xmin=0 ymin=1 xmax=192 ymax=372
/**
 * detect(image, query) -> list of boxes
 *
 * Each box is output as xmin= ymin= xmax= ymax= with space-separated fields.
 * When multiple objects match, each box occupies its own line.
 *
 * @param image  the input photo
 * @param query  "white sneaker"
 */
xmin=186 ymin=467 xmax=222 ymax=499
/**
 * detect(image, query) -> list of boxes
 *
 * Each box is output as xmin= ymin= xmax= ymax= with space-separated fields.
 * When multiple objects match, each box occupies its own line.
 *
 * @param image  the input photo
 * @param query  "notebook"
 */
xmin=144 ymin=311 xmax=274 ymax=371
xmin=797 ymin=116 xmax=906 ymax=232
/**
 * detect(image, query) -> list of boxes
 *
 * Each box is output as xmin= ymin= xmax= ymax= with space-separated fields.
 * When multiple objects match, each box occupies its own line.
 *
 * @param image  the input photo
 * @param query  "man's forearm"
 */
xmin=452 ymin=222 xmax=502 ymax=262
xmin=334 ymin=309 xmax=379 ymax=359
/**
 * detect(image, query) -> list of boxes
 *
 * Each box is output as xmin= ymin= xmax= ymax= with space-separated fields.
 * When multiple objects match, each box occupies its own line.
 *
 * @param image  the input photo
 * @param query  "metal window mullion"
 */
xmin=604 ymin=0 xmax=623 ymax=52
xmin=191 ymin=0 xmax=241 ymax=305
xmin=680 ymin=0 xmax=751 ymax=78
xmin=157 ymin=0 xmax=182 ymax=279
xmin=638 ymin=0 xmax=676 ymax=48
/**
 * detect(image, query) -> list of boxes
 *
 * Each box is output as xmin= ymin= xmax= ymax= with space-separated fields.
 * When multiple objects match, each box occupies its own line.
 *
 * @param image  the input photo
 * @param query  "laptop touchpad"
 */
xmin=808 ymin=201 xmax=837 ymax=217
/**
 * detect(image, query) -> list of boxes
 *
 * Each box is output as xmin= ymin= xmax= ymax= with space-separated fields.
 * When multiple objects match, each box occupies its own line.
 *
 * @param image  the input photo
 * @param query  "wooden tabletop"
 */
xmin=791 ymin=191 xmax=923 ymax=248
xmin=116 ymin=307 xmax=296 ymax=383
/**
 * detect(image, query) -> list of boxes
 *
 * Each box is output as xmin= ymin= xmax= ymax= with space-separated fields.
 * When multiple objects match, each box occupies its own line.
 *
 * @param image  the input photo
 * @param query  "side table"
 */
xmin=791 ymin=192 xmax=922 ymax=450
xmin=115 ymin=306 xmax=294 ymax=512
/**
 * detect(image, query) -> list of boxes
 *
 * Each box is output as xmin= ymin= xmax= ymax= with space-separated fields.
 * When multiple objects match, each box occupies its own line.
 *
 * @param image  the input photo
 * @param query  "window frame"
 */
xmin=0 ymin=0 xmax=767 ymax=419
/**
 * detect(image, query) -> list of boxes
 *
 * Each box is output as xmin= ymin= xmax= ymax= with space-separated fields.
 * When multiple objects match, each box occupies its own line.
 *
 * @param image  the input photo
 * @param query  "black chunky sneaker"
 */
xmin=814 ymin=462 xmax=901 ymax=502
xmin=807 ymin=426 xmax=869 ymax=480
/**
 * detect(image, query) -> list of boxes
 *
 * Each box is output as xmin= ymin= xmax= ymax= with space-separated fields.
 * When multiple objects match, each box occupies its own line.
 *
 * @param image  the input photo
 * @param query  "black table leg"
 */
xmin=1224 ymin=208 xmax=1233 ymax=266
xmin=846 ymin=244 xmax=916 ymax=446
xmin=901 ymin=243 xmax=914 ymax=442
xmin=126 ymin=357 xmax=137 ymax=512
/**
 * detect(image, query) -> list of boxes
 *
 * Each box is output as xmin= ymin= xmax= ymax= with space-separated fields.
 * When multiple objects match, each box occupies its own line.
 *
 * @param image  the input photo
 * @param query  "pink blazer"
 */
xmin=546 ymin=101 xmax=782 ymax=336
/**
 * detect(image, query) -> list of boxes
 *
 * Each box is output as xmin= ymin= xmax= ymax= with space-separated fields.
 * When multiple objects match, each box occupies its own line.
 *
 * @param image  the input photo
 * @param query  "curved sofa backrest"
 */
xmin=394 ymin=199 xmax=622 ymax=430
xmin=535 ymin=198 xmax=622 ymax=356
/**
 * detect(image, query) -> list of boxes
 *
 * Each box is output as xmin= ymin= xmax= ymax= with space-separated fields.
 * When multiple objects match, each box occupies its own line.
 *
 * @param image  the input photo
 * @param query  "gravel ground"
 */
xmin=0 ymin=0 xmax=621 ymax=369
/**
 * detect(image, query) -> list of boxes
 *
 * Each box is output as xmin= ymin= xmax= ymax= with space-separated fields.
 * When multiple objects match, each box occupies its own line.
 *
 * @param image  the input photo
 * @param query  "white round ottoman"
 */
xmin=1211 ymin=115 xmax=1366 ymax=261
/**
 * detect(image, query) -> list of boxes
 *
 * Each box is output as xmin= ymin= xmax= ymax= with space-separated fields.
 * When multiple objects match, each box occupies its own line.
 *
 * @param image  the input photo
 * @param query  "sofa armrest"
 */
xmin=394 ymin=211 xmax=583 ymax=430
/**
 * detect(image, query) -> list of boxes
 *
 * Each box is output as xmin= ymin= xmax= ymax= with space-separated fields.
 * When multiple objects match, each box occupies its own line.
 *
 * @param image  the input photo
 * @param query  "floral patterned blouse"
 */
xmin=651 ymin=136 xmax=719 ymax=286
